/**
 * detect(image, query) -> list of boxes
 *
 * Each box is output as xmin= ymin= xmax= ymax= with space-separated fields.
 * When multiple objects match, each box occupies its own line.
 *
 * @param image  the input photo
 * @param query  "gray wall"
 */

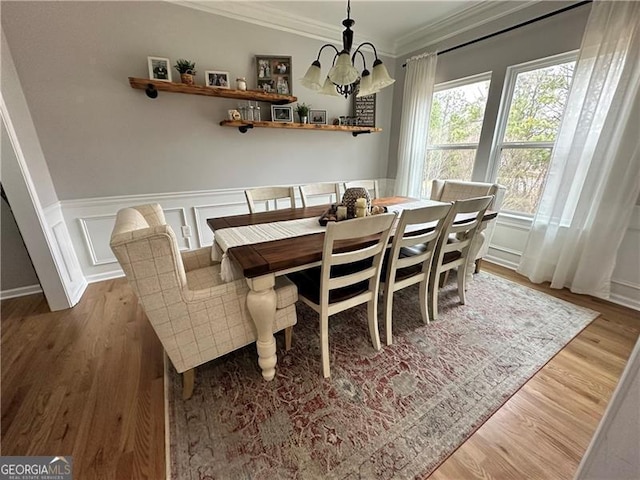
xmin=387 ymin=1 xmax=592 ymax=181
xmin=1 ymin=1 xmax=395 ymax=201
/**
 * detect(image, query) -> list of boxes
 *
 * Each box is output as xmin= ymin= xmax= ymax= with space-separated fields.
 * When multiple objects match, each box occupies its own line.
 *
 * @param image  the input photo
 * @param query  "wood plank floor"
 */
xmin=1 ymin=263 xmax=638 ymax=479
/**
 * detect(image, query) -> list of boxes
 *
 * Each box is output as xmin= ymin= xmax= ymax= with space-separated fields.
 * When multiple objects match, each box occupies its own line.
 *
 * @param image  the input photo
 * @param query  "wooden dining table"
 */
xmin=207 ymin=196 xmax=497 ymax=381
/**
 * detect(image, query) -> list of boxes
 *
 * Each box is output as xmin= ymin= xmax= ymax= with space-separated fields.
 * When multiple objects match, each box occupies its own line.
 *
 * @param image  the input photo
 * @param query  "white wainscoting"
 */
xmin=486 ymin=205 xmax=640 ymax=311
xmin=57 ymin=181 xmax=638 ymax=311
xmin=43 ymin=202 xmax=87 ymax=306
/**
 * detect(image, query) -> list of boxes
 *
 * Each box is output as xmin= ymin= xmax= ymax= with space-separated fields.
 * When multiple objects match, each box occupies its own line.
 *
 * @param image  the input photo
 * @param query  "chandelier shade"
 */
xmin=319 ymin=75 xmax=341 ymax=96
xmin=371 ymin=59 xmax=396 ymax=91
xmin=299 ymin=0 xmax=394 ymax=98
xmin=300 ymin=60 xmax=323 ymax=90
xmin=356 ymin=69 xmax=373 ymax=97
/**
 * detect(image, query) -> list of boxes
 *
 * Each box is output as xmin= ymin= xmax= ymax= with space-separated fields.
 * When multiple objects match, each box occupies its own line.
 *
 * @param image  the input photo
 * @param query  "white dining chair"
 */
xmin=428 ymin=196 xmax=493 ymax=321
xmin=287 ymin=213 xmax=396 ymax=377
xmin=381 ymin=203 xmax=452 ymax=345
xmin=299 ymin=182 xmax=341 ymax=207
xmin=343 ymin=179 xmax=379 ymax=199
xmin=244 ymin=186 xmax=296 ymax=213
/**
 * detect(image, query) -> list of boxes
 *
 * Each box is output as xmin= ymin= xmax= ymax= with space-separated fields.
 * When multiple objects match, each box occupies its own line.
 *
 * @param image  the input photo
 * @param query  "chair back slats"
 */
xmin=320 ymin=213 xmax=396 ymax=308
xmin=299 ymin=183 xmax=341 ymax=207
xmin=343 ymin=180 xmax=379 ymax=199
xmin=245 ymin=186 xmax=296 ymax=213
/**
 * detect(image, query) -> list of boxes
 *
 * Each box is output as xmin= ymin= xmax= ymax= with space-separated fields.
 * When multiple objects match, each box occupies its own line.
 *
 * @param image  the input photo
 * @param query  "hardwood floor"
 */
xmin=1 ymin=264 xmax=638 ymax=479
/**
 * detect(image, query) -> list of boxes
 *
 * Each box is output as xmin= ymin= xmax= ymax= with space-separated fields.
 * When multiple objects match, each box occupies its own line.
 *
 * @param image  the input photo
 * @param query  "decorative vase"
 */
xmin=180 ymin=73 xmax=194 ymax=85
xmin=342 ymin=187 xmax=371 ymax=218
xmin=300 ymin=116 xmax=308 ymax=124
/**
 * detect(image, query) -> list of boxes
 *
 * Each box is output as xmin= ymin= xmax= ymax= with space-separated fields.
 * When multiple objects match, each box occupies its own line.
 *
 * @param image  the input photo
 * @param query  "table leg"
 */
xmin=466 ymin=229 xmax=486 ymax=286
xmin=246 ymin=274 xmax=278 ymax=381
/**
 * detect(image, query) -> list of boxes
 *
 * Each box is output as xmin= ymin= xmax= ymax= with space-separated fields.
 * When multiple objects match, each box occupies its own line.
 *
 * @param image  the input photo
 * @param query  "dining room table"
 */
xmin=207 ymin=196 xmax=497 ymax=381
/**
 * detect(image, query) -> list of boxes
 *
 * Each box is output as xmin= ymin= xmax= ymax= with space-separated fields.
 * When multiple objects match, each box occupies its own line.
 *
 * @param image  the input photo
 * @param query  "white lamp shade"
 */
xmin=319 ymin=76 xmax=340 ymax=96
xmin=356 ymin=70 xmax=374 ymax=97
xmin=300 ymin=62 xmax=323 ymax=90
xmin=328 ymin=52 xmax=359 ymax=86
xmin=371 ymin=61 xmax=395 ymax=90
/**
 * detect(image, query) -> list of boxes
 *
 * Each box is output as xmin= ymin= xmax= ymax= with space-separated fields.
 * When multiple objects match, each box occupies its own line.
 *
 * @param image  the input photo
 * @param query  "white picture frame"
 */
xmin=271 ymin=105 xmax=293 ymax=123
xmin=205 ymin=70 xmax=230 ymax=89
xmin=309 ymin=109 xmax=327 ymax=125
xmin=148 ymin=56 xmax=172 ymax=82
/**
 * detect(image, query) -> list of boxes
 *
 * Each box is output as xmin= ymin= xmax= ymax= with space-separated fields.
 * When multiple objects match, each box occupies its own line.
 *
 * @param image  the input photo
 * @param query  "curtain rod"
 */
xmin=402 ymin=0 xmax=592 ymax=68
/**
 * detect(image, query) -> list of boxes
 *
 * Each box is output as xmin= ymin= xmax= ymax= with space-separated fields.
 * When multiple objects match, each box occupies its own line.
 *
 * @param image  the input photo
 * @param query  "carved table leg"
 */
xmin=246 ymin=274 xmax=278 ymax=381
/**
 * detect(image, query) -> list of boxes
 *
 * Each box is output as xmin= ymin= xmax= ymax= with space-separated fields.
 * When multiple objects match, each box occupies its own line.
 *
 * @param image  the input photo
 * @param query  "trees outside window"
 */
xmin=423 ymin=74 xmax=491 ymax=197
xmin=491 ymin=54 xmax=576 ymax=214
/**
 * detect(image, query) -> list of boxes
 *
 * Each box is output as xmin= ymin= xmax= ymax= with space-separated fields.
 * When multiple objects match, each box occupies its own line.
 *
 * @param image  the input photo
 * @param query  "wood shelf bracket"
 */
xmin=352 ymin=130 xmax=372 ymax=137
xmin=238 ymin=123 xmax=254 ymax=133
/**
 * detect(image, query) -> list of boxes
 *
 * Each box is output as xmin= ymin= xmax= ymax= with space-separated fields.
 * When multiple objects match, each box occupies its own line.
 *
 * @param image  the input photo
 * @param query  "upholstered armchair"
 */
xmin=109 ymin=204 xmax=298 ymax=399
xmin=430 ymin=179 xmax=506 ymax=273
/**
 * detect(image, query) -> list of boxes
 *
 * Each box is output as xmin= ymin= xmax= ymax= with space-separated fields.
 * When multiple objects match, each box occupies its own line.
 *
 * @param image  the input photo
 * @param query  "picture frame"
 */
xmin=148 ymin=56 xmax=172 ymax=82
xmin=271 ymin=105 xmax=293 ymax=123
xmin=256 ymin=55 xmax=292 ymax=95
xmin=205 ymin=70 xmax=230 ymax=89
xmin=309 ymin=109 xmax=327 ymax=125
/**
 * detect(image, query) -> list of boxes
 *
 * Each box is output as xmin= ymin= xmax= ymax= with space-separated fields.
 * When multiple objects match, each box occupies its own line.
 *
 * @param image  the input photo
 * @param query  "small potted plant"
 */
xmin=174 ymin=59 xmax=197 ymax=85
xmin=295 ymin=103 xmax=310 ymax=124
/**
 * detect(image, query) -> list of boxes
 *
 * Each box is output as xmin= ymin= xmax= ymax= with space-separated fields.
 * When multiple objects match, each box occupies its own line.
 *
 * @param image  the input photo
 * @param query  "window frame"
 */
xmin=427 ymin=71 xmax=492 ymax=152
xmin=487 ymin=50 xmax=578 ymax=217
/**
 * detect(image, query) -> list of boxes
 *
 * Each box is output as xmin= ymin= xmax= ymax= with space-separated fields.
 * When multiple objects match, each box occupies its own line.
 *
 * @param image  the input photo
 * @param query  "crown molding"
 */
xmin=394 ymin=1 xmax=539 ymax=58
xmin=168 ymin=1 xmax=542 ymax=59
xmin=168 ymin=0 xmax=395 ymax=57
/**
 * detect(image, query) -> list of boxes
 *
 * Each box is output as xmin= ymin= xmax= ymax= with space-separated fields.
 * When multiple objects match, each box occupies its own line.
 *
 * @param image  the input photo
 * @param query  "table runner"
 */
xmin=212 ymin=199 xmax=445 ymax=282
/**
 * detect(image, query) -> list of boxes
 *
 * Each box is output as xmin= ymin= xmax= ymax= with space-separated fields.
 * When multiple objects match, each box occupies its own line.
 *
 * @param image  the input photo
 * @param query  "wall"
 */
xmin=1 ymin=1 xmax=394 ymax=200
xmin=387 ymin=1 xmax=640 ymax=310
xmin=0 ymin=195 xmax=40 ymax=296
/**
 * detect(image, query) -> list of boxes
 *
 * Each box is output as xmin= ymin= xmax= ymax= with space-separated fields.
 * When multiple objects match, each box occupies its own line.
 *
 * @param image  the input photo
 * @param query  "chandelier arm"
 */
xmin=315 ymin=44 xmax=341 ymax=61
xmin=352 ymin=42 xmax=380 ymax=61
xmin=351 ymin=50 xmax=368 ymax=71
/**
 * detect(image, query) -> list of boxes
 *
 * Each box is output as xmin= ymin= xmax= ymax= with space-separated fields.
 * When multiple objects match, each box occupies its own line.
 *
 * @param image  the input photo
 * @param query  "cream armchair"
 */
xmin=109 ymin=204 xmax=298 ymax=399
xmin=430 ymin=179 xmax=506 ymax=273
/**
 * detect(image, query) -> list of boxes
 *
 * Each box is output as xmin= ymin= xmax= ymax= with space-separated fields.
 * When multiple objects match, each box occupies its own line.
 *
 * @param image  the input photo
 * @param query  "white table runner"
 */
xmin=212 ymin=199 xmax=446 ymax=282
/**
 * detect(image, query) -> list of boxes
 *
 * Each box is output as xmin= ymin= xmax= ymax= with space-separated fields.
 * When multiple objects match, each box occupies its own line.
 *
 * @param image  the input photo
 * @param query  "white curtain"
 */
xmin=395 ymin=52 xmax=437 ymax=197
xmin=518 ymin=0 xmax=640 ymax=298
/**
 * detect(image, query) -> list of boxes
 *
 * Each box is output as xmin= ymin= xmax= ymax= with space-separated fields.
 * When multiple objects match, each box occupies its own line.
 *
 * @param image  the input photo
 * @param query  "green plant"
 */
xmin=174 ymin=59 xmax=196 ymax=75
xmin=295 ymin=103 xmax=310 ymax=117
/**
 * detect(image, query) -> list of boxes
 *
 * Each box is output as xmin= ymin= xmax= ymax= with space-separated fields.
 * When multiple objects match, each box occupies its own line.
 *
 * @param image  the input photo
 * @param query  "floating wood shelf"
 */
xmin=128 ymin=77 xmax=297 ymax=104
xmin=219 ymin=120 xmax=382 ymax=137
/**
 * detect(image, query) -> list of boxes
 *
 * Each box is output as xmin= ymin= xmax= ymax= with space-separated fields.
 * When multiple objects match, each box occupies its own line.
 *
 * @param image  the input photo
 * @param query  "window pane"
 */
xmin=428 ymin=79 xmax=490 ymax=145
xmin=504 ymin=62 xmax=575 ymax=143
xmin=422 ymin=149 xmax=475 ymax=197
xmin=497 ymin=148 xmax=552 ymax=214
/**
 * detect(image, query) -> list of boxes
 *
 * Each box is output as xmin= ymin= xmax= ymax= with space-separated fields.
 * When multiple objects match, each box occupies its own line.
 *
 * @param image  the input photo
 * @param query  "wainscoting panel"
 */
xmin=43 ymin=203 xmax=87 ymax=306
xmin=57 ymin=185 xmax=638 ymax=311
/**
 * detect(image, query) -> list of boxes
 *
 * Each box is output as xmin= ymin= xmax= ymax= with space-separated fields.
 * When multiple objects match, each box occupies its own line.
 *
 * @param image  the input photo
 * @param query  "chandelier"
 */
xmin=300 ymin=0 xmax=395 ymax=98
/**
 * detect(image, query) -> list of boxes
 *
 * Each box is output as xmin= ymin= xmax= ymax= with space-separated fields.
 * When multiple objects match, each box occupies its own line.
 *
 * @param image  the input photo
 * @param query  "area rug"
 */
xmin=167 ymin=272 xmax=598 ymax=479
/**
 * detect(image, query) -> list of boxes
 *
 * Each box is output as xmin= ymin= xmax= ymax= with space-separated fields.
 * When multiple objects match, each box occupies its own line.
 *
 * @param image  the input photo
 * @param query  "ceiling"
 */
xmin=174 ymin=1 xmax=536 ymax=58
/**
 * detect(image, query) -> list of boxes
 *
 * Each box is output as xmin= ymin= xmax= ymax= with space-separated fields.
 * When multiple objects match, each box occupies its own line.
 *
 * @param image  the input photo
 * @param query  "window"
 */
xmin=423 ymin=73 xmax=491 ymax=197
xmin=490 ymin=53 xmax=576 ymax=214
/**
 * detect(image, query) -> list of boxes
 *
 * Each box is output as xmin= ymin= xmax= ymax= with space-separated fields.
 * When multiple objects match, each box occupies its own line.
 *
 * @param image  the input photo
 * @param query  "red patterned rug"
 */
xmin=167 ymin=272 xmax=598 ymax=479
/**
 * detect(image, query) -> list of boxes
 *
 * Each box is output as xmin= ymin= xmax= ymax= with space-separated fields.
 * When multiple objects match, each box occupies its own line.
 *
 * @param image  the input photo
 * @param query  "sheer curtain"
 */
xmin=518 ymin=0 xmax=640 ymax=298
xmin=395 ymin=52 xmax=437 ymax=197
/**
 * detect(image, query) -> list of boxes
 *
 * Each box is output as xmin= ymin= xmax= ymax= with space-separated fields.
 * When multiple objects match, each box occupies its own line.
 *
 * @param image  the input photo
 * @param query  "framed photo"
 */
xmin=271 ymin=105 xmax=293 ymax=123
xmin=148 ymin=56 xmax=172 ymax=82
xmin=205 ymin=70 xmax=230 ymax=89
xmin=309 ymin=109 xmax=327 ymax=125
xmin=256 ymin=55 xmax=292 ymax=95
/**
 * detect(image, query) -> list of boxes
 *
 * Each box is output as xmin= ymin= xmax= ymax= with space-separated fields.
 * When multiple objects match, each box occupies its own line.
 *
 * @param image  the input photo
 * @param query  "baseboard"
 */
xmin=85 ymin=269 xmax=124 ymax=284
xmin=484 ymin=253 xmax=519 ymax=271
xmin=1 ymin=284 xmax=43 ymax=300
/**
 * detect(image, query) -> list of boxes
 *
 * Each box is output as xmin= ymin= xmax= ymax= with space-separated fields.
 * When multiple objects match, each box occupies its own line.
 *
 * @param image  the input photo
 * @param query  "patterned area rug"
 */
xmin=167 ymin=272 xmax=598 ymax=479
